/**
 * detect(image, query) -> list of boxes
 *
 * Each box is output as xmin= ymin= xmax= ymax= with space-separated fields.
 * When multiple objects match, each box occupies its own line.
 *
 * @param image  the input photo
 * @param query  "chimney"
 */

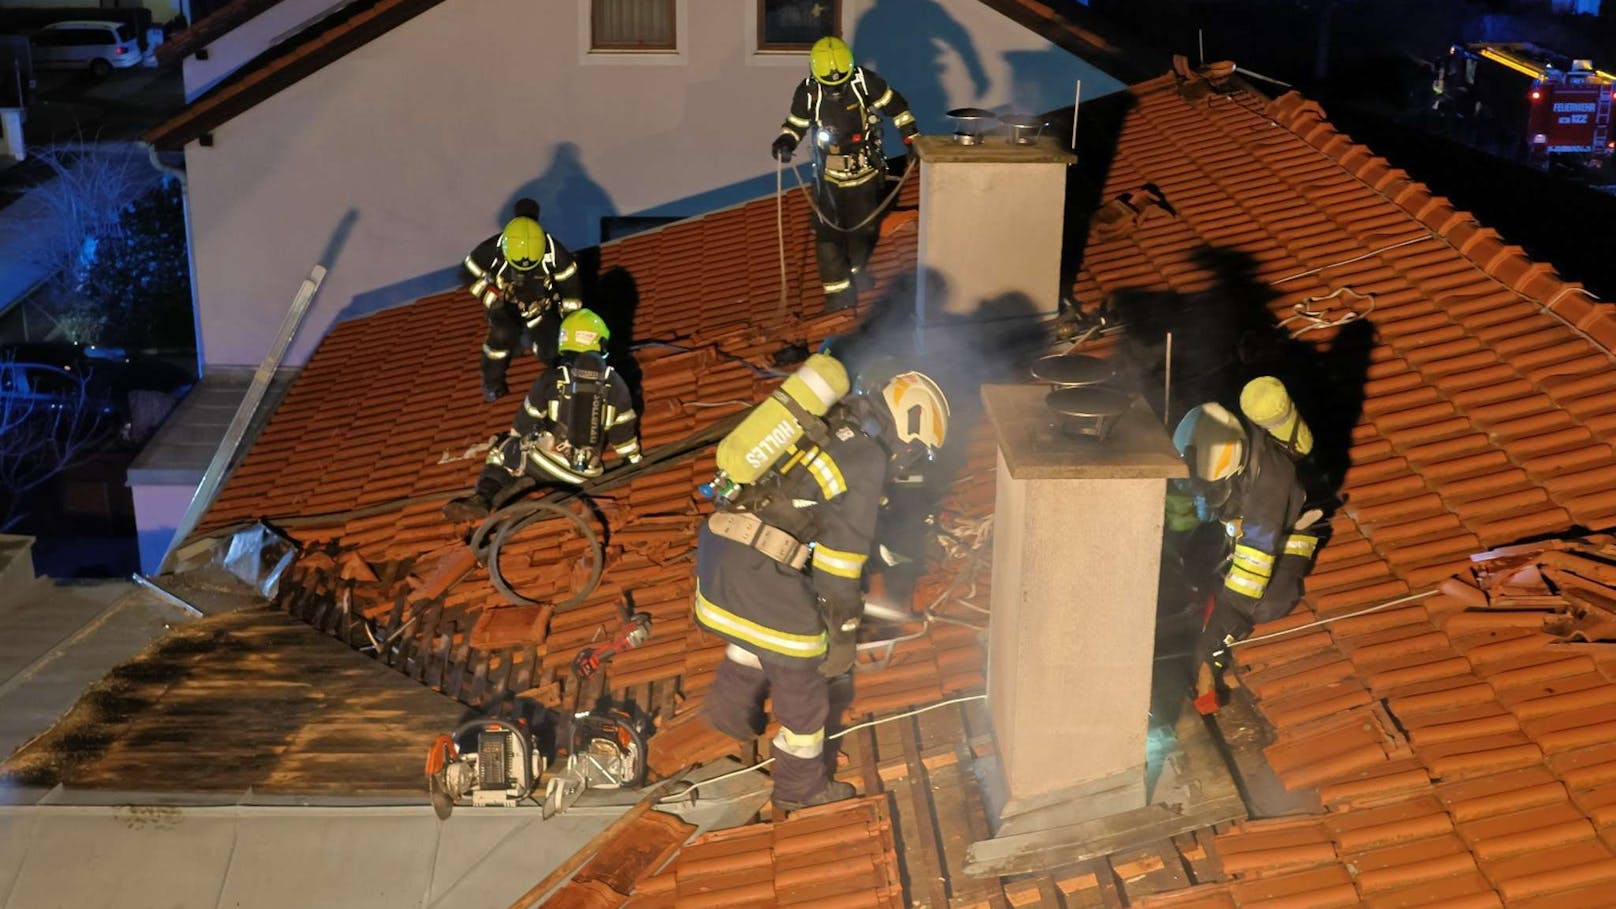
xmin=978 ymin=384 xmax=1187 ymax=833
xmin=910 ymin=120 xmax=1189 ymax=833
xmin=911 ymin=128 xmax=1075 ymax=332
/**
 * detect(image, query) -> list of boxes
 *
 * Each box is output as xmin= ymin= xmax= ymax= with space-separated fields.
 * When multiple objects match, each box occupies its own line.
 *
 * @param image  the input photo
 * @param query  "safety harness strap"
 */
xmin=707 ymin=512 xmax=810 ymax=571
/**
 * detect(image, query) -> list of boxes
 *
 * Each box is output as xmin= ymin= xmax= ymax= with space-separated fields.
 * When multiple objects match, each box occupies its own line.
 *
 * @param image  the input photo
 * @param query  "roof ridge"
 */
xmin=1259 ymin=89 xmax=1616 ymax=357
xmin=147 ymin=0 xmax=448 ymax=149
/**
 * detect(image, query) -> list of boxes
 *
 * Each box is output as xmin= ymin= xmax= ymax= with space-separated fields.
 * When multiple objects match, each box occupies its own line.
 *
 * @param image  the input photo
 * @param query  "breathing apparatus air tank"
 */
xmin=703 ymin=354 xmax=850 ymax=502
xmin=1239 ymin=376 xmax=1313 ymax=457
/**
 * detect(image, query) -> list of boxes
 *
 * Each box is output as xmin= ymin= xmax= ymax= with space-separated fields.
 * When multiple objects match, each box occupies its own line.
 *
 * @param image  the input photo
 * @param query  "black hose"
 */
xmin=480 ymin=499 xmax=603 ymax=611
xmin=468 ymin=411 xmax=749 ymax=609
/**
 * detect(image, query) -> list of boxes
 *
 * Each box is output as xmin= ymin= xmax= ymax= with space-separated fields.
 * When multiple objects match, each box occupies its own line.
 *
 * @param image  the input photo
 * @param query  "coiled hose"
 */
xmin=467 ymin=411 xmax=749 ymax=610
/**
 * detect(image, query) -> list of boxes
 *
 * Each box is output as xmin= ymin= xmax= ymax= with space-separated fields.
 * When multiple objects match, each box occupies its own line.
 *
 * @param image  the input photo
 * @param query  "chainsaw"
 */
xmin=424 ymin=606 xmax=654 ymax=820
xmin=545 ymin=609 xmax=654 ymax=816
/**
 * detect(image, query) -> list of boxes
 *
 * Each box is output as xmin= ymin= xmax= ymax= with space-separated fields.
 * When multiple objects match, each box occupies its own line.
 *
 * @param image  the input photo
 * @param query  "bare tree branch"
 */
xmin=0 ymin=352 xmax=113 ymax=531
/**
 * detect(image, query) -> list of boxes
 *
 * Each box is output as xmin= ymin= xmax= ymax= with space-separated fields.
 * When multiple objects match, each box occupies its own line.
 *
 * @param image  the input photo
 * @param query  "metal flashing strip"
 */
xmin=159 ymin=264 xmax=326 ymax=573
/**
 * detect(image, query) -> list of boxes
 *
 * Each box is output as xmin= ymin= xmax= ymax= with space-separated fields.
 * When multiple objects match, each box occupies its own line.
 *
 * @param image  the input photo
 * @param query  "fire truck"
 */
xmin=1434 ymin=43 xmax=1616 ymax=171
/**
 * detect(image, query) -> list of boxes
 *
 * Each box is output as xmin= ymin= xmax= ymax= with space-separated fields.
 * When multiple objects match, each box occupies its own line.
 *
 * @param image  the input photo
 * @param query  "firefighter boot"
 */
xmin=442 ymin=474 xmax=503 ymax=523
xmin=480 ymin=358 xmax=509 ymax=402
xmin=772 ymin=780 xmax=856 ymax=815
xmin=442 ymin=493 xmax=491 ymax=523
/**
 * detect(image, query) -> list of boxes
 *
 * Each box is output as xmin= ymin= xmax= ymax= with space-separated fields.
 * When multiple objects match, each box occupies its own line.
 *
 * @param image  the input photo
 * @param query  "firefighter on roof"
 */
xmin=464 ymin=198 xmax=585 ymax=402
xmin=1173 ymin=376 xmax=1323 ymax=715
xmin=443 ymin=309 xmax=640 ymax=523
xmin=772 ymin=36 xmax=919 ymax=312
xmin=693 ymin=356 xmax=948 ymax=814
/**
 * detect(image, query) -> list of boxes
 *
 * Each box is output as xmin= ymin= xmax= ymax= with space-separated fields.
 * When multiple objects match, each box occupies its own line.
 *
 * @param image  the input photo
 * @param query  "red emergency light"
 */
xmin=1531 ymin=89 xmax=1543 ymax=101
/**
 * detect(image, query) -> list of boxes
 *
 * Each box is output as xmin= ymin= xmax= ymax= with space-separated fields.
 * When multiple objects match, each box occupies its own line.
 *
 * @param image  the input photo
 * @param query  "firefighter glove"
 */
xmin=772 ymin=135 xmax=796 ymax=163
xmin=821 ymin=632 xmax=856 ymax=678
xmin=819 ymin=593 xmax=863 ymax=634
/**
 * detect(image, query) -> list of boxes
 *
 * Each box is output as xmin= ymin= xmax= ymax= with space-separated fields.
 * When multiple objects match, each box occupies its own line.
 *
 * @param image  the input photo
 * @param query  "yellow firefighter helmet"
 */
xmin=809 ymin=36 xmax=854 ymax=86
xmin=558 ymin=309 xmax=610 ymax=354
xmin=498 ymin=217 xmax=546 ymax=271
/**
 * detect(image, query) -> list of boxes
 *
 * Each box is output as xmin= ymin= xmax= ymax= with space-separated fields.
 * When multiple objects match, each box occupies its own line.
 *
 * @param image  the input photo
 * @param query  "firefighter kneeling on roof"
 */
xmin=443 ymin=309 xmax=640 ymax=522
xmin=1172 ymin=376 xmax=1325 ymax=715
xmin=693 ymin=354 xmax=948 ymax=814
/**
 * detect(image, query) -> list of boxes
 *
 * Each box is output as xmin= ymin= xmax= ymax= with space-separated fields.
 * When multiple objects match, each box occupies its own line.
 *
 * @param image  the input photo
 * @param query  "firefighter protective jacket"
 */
xmin=512 ymin=354 xmax=639 ymax=485
xmin=694 ymin=410 xmax=889 ymax=668
xmin=463 ymin=233 xmax=584 ymax=319
xmin=1219 ymin=424 xmax=1318 ymax=612
xmin=777 ymin=67 xmax=918 ymax=187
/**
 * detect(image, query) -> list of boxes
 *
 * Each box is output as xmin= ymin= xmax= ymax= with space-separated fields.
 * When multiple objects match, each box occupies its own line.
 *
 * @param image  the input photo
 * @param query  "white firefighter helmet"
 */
xmin=881 ymin=371 xmax=949 ymax=450
xmin=1173 ymin=403 xmax=1247 ymax=482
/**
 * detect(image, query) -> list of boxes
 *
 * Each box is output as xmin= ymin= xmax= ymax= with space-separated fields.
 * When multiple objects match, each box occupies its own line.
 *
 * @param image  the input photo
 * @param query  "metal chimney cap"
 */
xmin=1001 ymin=113 xmax=1049 ymax=145
xmin=1031 ymin=354 xmax=1114 ymax=387
xmin=947 ymin=107 xmax=1001 ymax=145
xmin=1046 ymin=386 xmax=1130 ymax=441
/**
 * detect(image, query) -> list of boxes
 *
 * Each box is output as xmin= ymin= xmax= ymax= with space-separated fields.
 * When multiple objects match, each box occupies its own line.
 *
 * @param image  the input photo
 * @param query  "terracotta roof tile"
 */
xmin=175 ymin=59 xmax=1616 ymax=904
xmin=624 ymin=796 xmax=902 ymax=908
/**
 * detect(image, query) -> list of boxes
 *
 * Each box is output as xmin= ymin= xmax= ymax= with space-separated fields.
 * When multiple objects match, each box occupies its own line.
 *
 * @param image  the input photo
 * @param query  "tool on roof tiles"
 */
xmin=544 ymin=606 xmax=655 ymax=818
xmin=425 ymin=716 xmax=544 ymax=819
xmin=424 ymin=603 xmax=654 ymax=820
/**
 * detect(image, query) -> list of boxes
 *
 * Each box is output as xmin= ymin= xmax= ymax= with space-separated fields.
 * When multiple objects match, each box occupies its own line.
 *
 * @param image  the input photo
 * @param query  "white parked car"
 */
xmin=29 ymin=21 xmax=141 ymax=77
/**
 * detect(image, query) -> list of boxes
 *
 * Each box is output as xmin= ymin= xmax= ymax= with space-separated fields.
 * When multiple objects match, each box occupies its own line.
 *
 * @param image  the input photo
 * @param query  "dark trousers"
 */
xmin=813 ymin=175 xmax=887 ymax=312
xmin=703 ymin=648 xmax=854 ymax=803
xmin=482 ymin=304 xmax=559 ymax=391
xmin=1195 ymin=551 xmax=1311 ymax=674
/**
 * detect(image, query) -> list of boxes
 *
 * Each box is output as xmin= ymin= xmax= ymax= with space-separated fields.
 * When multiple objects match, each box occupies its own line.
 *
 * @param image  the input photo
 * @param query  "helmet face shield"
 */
xmin=880 ymin=371 xmax=948 ymax=452
xmin=1172 ymin=403 xmax=1246 ymax=482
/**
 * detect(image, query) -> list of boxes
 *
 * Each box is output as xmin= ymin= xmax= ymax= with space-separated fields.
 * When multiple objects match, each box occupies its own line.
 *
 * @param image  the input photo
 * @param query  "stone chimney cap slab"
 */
xmin=982 ymin=383 xmax=1187 ymax=480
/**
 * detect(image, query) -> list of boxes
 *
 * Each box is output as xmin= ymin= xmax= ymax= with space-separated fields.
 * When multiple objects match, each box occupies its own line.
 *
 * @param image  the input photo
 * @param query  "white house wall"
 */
xmin=183 ymin=0 xmax=1123 ymax=368
xmin=179 ymin=0 xmax=346 ymax=101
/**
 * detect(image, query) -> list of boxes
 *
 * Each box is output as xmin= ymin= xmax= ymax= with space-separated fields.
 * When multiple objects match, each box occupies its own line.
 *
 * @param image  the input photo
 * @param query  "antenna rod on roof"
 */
xmin=1071 ymin=79 xmax=1082 ymax=149
xmin=1199 ymin=29 xmax=1205 ymax=67
xmin=1164 ymin=331 xmax=1173 ymax=422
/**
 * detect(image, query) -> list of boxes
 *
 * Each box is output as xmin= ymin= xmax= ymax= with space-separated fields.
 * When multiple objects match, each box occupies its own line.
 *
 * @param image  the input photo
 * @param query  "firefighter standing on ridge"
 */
xmin=772 ymin=36 xmax=919 ymax=312
xmin=1172 ymin=376 xmax=1323 ymax=715
xmin=693 ymin=355 xmax=948 ymax=813
xmin=464 ymin=198 xmax=585 ymax=402
xmin=443 ymin=309 xmax=640 ymax=523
